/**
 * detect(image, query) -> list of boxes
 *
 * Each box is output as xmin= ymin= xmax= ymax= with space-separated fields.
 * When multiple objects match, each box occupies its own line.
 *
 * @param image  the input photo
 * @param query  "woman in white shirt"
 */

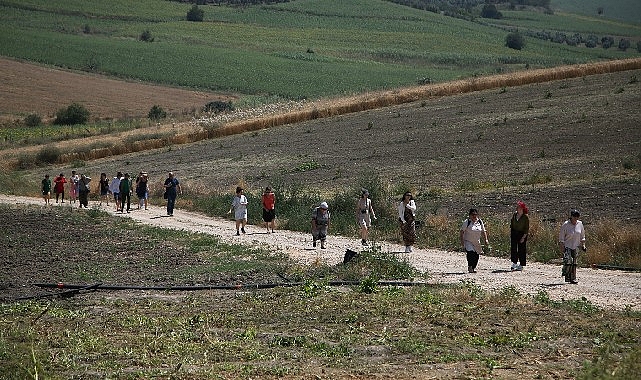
xmin=398 ymin=192 xmax=417 ymax=253
xmin=460 ymin=208 xmax=489 ymax=273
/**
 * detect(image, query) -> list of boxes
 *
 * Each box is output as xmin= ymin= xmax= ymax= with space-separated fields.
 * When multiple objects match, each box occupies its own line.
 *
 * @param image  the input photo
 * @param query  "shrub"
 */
xmin=203 ymin=100 xmax=234 ymax=114
xmin=139 ymin=30 xmax=154 ymax=42
xmin=24 ymin=113 xmax=42 ymax=127
xmin=36 ymin=145 xmax=61 ymax=164
xmin=618 ymin=38 xmax=631 ymax=51
xmin=148 ymin=105 xmax=167 ymax=121
xmin=186 ymin=5 xmax=204 ymax=22
xmin=481 ymin=4 xmax=502 ymax=19
xmin=506 ymin=32 xmax=525 ymax=50
xmin=54 ymin=103 xmax=89 ymax=125
xmin=601 ymin=36 xmax=614 ymax=49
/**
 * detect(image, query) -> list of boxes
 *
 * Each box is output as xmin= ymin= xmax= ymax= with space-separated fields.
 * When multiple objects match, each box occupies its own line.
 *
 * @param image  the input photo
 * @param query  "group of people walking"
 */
xmin=42 ymin=173 xmax=587 ymax=282
xmin=41 ymin=170 xmax=174 ymax=215
xmin=460 ymin=200 xmax=586 ymax=283
xmin=41 ymin=170 xmax=92 ymax=208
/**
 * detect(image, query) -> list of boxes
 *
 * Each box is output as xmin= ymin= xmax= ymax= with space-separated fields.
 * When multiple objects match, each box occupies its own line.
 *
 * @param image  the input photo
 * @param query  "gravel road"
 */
xmin=2 ymin=194 xmax=640 ymax=311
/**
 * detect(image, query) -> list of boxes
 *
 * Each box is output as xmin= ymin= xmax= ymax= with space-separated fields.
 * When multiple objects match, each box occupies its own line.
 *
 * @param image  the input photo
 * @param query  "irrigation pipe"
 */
xmin=592 ymin=264 xmax=641 ymax=272
xmin=34 ymin=280 xmax=428 ymax=292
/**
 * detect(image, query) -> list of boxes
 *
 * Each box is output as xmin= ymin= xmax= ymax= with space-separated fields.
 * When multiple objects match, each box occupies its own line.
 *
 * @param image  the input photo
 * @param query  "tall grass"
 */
xmin=187 ymin=177 xmax=641 ymax=270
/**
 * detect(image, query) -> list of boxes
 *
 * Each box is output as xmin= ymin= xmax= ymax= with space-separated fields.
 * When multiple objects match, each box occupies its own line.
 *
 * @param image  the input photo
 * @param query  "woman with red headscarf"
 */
xmin=510 ymin=201 xmax=530 ymax=271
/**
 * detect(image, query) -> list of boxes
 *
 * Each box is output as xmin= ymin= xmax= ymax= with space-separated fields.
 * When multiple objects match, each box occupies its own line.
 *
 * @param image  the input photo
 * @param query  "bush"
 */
xmin=186 ymin=5 xmax=204 ymax=22
xmin=203 ymin=100 xmax=234 ymax=114
xmin=36 ymin=145 xmax=61 ymax=164
xmin=618 ymin=38 xmax=631 ymax=51
xmin=54 ymin=103 xmax=89 ymax=125
xmin=637 ymin=41 xmax=641 ymax=53
xmin=139 ymin=30 xmax=154 ymax=42
xmin=148 ymin=105 xmax=167 ymax=120
xmin=506 ymin=32 xmax=525 ymax=50
xmin=24 ymin=113 xmax=42 ymax=127
xmin=602 ymin=36 xmax=614 ymax=49
xmin=481 ymin=4 xmax=502 ymax=19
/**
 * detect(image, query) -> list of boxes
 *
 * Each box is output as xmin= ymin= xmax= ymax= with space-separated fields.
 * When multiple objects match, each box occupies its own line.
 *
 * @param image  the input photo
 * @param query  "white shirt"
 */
xmin=461 ymin=219 xmax=486 ymax=253
xmin=232 ymin=195 xmax=248 ymax=220
xmin=559 ymin=220 xmax=586 ymax=250
xmin=109 ymin=177 xmax=121 ymax=193
xmin=398 ymin=200 xmax=416 ymax=223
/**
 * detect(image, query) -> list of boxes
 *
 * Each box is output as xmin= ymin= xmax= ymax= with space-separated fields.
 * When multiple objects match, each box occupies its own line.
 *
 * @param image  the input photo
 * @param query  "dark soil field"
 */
xmin=2 ymin=62 xmax=641 ymax=379
xmin=72 ymin=68 xmax=641 ymax=223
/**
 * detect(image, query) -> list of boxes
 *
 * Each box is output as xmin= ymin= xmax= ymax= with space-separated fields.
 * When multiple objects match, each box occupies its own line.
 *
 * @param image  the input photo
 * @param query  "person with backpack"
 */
xmin=460 ymin=208 xmax=489 ymax=273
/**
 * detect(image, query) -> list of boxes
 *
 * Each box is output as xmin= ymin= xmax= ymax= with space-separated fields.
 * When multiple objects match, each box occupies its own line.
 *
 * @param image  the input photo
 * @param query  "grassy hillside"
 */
xmin=0 ymin=0 xmax=639 ymax=100
xmin=552 ymin=0 xmax=641 ymax=25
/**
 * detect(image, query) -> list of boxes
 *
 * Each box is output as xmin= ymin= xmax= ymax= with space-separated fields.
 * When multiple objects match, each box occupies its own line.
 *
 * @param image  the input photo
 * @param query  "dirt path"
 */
xmin=2 ymin=194 xmax=640 ymax=311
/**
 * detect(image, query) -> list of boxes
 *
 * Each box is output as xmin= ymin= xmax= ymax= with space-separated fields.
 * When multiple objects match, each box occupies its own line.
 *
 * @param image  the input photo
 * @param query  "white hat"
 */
xmin=319 ymin=202 xmax=329 ymax=209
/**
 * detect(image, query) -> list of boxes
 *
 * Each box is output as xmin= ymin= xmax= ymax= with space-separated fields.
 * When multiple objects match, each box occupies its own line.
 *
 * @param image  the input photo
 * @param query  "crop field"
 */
xmin=1 ymin=0 xmax=640 ymax=103
xmin=1 ymin=1 xmax=641 ymax=379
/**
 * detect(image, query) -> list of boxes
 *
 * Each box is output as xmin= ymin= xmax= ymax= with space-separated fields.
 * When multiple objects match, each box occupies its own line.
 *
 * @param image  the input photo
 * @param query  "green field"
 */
xmin=552 ymin=0 xmax=641 ymax=25
xmin=0 ymin=0 xmax=639 ymax=99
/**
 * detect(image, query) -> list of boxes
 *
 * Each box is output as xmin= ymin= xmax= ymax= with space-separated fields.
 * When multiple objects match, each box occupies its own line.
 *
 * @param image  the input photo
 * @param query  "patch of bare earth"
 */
xmin=0 ymin=56 xmax=233 ymax=122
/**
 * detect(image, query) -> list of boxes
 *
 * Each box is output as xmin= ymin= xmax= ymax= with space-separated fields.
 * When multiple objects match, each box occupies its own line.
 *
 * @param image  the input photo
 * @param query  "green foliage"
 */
xmin=139 ymin=29 xmax=154 ymax=42
xmin=186 ymin=4 xmax=204 ymax=22
xmin=0 ymin=0 xmax=638 ymax=100
xmin=35 ymin=145 xmax=61 ymax=164
xmin=618 ymin=38 xmax=631 ymax=51
xmin=54 ymin=103 xmax=89 ymax=125
xmin=147 ymin=104 xmax=167 ymax=120
xmin=506 ymin=31 xmax=525 ymax=50
xmin=481 ymin=4 xmax=502 ymax=19
xmin=24 ymin=113 xmax=41 ymax=127
xmin=203 ymin=100 xmax=234 ymax=114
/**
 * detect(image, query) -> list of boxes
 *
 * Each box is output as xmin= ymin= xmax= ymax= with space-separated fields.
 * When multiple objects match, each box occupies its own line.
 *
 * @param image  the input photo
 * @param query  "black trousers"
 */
xmin=510 ymin=230 xmax=527 ymax=266
xmin=121 ymin=193 xmax=131 ymax=211
xmin=466 ymin=250 xmax=479 ymax=269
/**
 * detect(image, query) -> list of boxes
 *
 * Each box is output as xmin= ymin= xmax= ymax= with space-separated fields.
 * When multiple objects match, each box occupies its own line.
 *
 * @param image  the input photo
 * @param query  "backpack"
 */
xmin=467 ymin=218 xmax=483 ymax=228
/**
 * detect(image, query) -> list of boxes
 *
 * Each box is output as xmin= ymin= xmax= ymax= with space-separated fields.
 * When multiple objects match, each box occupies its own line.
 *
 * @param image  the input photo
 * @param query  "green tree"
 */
xmin=148 ymin=105 xmax=167 ymax=121
xmin=186 ymin=5 xmax=204 ymax=22
xmin=505 ymin=31 xmax=525 ymax=50
xmin=54 ymin=103 xmax=89 ymax=125
xmin=481 ymin=4 xmax=502 ymax=19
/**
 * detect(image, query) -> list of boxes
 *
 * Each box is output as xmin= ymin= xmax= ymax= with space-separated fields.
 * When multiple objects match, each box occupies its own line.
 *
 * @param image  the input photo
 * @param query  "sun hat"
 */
xmin=319 ymin=202 xmax=329 ymax=209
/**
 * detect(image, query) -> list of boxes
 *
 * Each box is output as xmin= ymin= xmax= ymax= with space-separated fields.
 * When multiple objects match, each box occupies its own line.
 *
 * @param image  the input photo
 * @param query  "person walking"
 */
xmin=460 ymin=208 xmax=489 ymax=273
xmin=41 ymin=174 xmax=52 ymax=205
xmin=98 ymin=173 xmax=109 ymax=206
xmin=510 ymin=200 xmax=530 ymax=271
xmin=69 ymin=170 xmax=79 ymax=204
xmin=229 ymin=186 xmax=248 ymax=235
xmin=163 ymin=172 xmax=181 ymax=216
xmin=136 ymin=172 xmax=149 ymax=210
xmin=356 ymin=189 xmax=377 ymax=246
xmin=109 ymin=172 xmax=122 ymax=211
xmin=119 ymin=173 xmax=132 ymax=213
xmin=311 ymin=202 xmax=331 ymax=249
xmin=559 ymin=209 xmax=586 ymax=284
xmin=53 ymin=173 xmax=66 ymax=203
xmin=77 ymin=174 xmax=91 ymax=208
xmin=261 ymin=186 xmax=276 ymax=233
xmin=398 ymin=191 xmax=417 ymax=253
